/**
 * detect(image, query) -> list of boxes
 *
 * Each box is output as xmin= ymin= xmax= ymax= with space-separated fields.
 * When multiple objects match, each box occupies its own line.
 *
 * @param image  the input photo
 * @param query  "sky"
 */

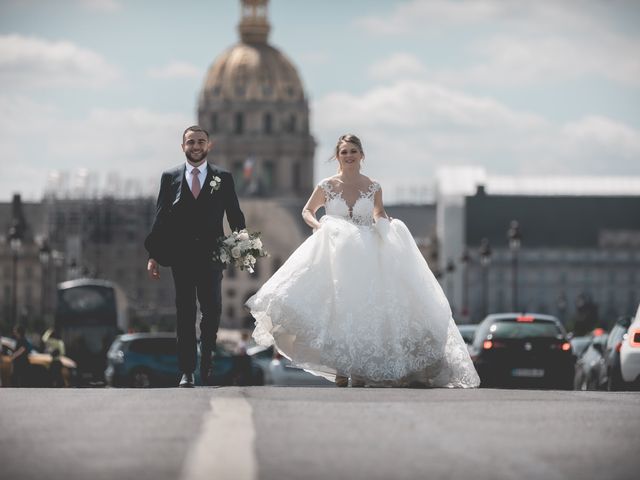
xmin=1 ymin=0 xmax=639 ymax=203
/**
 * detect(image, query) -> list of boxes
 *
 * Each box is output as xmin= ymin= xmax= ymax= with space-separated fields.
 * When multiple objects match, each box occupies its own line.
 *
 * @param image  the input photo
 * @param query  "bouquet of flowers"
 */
xmin=213 ymin=229 xmax=268 ymax=274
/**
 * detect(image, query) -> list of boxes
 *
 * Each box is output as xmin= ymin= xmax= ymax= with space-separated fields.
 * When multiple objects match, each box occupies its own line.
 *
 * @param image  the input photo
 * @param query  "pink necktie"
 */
xmin=191 ymin=168 xmax=201 ymax=198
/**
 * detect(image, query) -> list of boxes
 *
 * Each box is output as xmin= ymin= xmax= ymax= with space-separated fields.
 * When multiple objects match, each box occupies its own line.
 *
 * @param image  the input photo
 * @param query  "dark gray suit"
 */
xmin=145 ymin=163 xmax=245 ymax=374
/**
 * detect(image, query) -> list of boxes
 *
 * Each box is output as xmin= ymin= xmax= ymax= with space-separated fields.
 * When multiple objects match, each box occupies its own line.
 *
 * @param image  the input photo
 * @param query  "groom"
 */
xmin=145 ymin=125 xmax=246 ymax=387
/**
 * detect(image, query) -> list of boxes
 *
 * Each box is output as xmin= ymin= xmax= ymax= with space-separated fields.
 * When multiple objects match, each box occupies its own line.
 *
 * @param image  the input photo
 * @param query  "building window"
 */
xmin=292 ymin=162 xmax=301 ymax=192
xmin=226 ymin=306 xmax=235 ymax=320
xmin=233 ymin=161 xmax=245 ymax=191
xmin=263 ymin=161 xmax=275 ymax=191
xmin=211 ymin=113 xmax=218 ymax=133
xmin=227 ymin=288 xmax=236 ymax=298
xmin=263 ymin=113 xmax=272 ymax=134
xmin=285 ymin=114 xmax=296 ymax=133
xmin=234 ymin=113 xmax=244 ymax=135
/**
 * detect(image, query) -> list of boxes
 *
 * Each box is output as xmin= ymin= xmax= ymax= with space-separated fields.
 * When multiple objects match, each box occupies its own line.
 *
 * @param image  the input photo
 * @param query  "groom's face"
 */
xmin=182 ymin=131 xmax=212 ymax=164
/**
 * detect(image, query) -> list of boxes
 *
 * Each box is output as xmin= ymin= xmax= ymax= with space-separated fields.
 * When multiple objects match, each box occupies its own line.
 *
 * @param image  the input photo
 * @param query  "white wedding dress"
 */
xmin=246 ymin=180 xmax=480 ymax=388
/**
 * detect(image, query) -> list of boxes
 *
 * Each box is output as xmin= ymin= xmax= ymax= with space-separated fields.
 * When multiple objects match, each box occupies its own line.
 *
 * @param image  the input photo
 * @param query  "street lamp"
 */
xmin=39 ymin=239 xmax=52 ymax=321
xmin=460 ymin=249 xmax=471 ymax=319
xmin=445 ymin=259 xmax=456 ymax=313
xmin=8 ymin=223 xmax=23 ymax=326
xmin=479 ymin=238 xmax=492 ymax=318
xmin=507 ymin=220 xmax=522 ymax=312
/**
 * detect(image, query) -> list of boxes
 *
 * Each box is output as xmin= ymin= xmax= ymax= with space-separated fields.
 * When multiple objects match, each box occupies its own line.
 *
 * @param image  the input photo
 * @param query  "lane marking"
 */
xmin=181 ymin=395 xmax=257 ymax=480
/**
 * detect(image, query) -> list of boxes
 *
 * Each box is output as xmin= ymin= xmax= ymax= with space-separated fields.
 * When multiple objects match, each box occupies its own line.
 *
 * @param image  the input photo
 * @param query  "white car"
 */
xmin=620 ymin=304 xmax=640 ymax=387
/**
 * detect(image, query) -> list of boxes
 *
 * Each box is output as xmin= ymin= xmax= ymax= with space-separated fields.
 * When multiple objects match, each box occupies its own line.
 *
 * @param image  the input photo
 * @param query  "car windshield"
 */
xmin=489 ymin=321 xmax=562 ymax=339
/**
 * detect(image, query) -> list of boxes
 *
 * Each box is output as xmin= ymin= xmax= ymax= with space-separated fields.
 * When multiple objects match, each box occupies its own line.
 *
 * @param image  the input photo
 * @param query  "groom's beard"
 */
xmin=185 ymin=151 xmax=208 ymax=163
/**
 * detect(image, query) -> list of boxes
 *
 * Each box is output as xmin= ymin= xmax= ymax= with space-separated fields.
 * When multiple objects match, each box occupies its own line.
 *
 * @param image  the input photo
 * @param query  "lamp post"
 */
xmin=445 ymin=259 xmax=456 ymax=313
xmin=39 ymin=240 xmax=52 ymax=321
xmin=8 ymin=223 xmax=23 ymax=326
xmin=479 ymin=238 xmax=492 ymax=318
xmin=460 ymin=249 xmax=471 ymax=319
xmin=507 ymin=220 xmax=522 ymax=312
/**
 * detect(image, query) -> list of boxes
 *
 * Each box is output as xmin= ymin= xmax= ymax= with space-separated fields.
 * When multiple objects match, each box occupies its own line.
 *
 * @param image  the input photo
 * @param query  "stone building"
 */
xmin=436 ymin=167 xmax=640 ymax=328
xmin=194 ymin=0 xmax=316 ymax=328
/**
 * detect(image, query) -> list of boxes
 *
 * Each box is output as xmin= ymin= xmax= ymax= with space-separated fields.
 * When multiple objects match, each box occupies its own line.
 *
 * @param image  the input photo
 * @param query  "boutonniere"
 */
xmin=210 ymin=176 xmax=222 ymax=193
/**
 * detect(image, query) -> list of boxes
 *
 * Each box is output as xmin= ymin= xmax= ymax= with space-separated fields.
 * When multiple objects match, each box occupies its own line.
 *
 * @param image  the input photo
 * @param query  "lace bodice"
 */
xmin=320 ymin=179 xmax=381 ymax=226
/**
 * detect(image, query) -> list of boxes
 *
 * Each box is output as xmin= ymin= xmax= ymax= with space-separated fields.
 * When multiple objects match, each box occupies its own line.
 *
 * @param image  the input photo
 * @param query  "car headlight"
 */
xmin=108 ymin=350 xmax=125 ymax=364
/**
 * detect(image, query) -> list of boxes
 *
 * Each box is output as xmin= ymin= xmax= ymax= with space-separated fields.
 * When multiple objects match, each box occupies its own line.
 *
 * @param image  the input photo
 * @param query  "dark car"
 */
xmin=104 ymin=333 xmax=264 ymax=387
xmin=470 ymin=313 xmax=575 ymax=389
xmin=574 ymin=333 xmax=608 ymax=390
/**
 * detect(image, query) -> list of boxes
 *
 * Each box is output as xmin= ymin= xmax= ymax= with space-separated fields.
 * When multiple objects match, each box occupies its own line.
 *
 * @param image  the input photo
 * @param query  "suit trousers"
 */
xmin=171 ymin=260 xmax=223 ymax=374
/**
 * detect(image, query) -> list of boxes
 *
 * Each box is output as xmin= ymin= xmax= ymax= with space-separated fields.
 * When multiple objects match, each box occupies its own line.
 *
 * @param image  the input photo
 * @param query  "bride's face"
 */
xmin=337 ymin=142 xmax=363 ymax=171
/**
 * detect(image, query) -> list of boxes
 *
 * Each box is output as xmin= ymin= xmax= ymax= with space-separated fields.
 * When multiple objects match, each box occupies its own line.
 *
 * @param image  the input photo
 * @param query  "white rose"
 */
xmin=231 ymin=246 xmax=241 ymax=259
xmin=252 ymin=238 xmax=262 ymax=249
xmin=246 ymin=254 xmax=255 ymax=264
xmin=239 ymin=239 xmax=251 ymax=250
xmin=237 ymin=231 xmax=250 ymax=241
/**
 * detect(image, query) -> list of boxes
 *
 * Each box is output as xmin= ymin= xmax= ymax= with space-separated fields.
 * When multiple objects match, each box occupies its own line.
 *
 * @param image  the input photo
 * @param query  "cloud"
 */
xmin=148 ymin=61 xmax=202 ymax=79
xmin=312 ymin=80 xmax=640 ymax=200
xmin=78 ymin=0 xmax=122 ymax=12
xmin=356 ymin=1 xmax=640 ymax=87
xmin=0 ymin=34 xmax=120 ymax=89
xmin=368 ymin=53 xmax=428 ymax=81
xmin=0 ymin=95 xmax=191 ymax=200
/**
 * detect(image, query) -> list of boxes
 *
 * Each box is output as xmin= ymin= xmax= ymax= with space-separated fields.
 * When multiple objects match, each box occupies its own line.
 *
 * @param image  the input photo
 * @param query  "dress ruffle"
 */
xmin=247 ymin=216 xmax=480 ymax=388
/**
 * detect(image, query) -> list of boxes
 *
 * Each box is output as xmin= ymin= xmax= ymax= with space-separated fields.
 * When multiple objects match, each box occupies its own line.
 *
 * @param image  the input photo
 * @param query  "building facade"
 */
xmin=437 ymin=167 xmax=640 ymax=329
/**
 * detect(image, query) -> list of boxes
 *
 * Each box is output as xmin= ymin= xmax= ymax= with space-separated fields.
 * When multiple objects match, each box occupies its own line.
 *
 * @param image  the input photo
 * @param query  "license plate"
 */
xmin=511 ymin=368 xmax=544 ymax=378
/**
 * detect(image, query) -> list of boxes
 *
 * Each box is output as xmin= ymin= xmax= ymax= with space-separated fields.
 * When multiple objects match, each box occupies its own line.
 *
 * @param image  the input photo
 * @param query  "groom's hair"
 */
xmin=182 ymin=125 xmax=209 ymax=143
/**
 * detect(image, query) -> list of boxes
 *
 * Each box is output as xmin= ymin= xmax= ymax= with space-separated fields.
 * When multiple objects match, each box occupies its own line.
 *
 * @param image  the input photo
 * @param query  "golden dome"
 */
xmin=200 ymin=43 xmax=305 ymax=103
xmin=200 ymin=0 xmax=305 ymax=103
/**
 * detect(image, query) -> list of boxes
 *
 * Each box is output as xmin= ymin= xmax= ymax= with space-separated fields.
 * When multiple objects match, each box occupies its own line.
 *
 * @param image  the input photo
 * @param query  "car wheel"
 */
xmin=130 ymin=369 xmax=152 ymax=388
xmin=607 ymin=367 xmax=626 ymax=392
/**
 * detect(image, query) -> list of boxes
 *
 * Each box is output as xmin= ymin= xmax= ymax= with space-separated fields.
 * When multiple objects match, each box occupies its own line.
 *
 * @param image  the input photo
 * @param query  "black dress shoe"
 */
xmin=179 ymin=373 xmax=194 ymax=388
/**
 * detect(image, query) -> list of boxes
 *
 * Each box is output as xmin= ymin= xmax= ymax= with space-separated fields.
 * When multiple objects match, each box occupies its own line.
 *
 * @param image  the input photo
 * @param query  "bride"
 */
xmin=246 ymin=134 xmax=479 ymax=388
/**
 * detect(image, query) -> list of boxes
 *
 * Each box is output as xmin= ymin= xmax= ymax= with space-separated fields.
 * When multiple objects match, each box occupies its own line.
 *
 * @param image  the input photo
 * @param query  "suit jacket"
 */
xmin=144 ymin=163 xmax=246 ymax=267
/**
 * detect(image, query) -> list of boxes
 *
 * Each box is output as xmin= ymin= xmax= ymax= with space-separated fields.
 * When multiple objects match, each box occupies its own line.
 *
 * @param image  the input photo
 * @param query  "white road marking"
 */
xmin=181 ymin=395 xmax=257 ymax=480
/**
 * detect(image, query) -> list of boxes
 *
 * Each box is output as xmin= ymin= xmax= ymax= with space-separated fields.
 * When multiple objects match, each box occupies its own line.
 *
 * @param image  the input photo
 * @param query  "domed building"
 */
xmin=198 ymin=0 xmax=316 ymax=328
xmin=198 ymin=0 xmax=315 ymax=198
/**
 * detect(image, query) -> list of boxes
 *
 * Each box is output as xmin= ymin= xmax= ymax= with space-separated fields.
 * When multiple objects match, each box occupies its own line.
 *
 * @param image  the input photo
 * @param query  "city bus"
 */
xmin=55 ymin=279 xmax=128 ymax=384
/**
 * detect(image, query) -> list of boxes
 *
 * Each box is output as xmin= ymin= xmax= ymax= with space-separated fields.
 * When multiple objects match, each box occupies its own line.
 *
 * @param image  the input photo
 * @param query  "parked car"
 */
xmin=269 ymin=350 xmax=332 ymax=386
xmin=247 ymin=344 xmax=274 ymax=384
xmin=620 ymin=304 xmax=640 ymax=389
xmin=470 ymin=313 xmax=575 ymax=389
xmin=600 ymin=316 xmax=633 ymax=391
xmin=457 ymin=324 xmax=477 ymax=345
xmin=573 ymin=333 xmax=608 ymax=390
xmin=104 ymin=332 xmax=264 ymax=387
xmin=0 ymin=336 xmax=77 ymax=387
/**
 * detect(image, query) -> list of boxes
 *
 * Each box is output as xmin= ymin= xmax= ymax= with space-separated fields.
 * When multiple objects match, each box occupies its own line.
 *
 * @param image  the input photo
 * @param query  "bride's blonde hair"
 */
xmin=330 ymin=134 xmax=364 ymax=173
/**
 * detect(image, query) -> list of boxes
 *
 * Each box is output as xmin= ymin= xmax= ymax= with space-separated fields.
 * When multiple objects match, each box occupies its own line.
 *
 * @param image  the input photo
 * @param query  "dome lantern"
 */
xmin=239 ymin=0 xmax=270 ymax=44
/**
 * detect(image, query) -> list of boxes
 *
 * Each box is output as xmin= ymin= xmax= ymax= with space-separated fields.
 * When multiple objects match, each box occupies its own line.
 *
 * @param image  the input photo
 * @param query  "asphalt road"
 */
xmin=1 ymin=387 xmax=638 ymax=480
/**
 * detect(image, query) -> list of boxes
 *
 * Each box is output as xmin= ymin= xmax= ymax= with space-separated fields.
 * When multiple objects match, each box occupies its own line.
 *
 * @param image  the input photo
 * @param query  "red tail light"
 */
xmin=592 ymin=328 xmax=605 ymax=337
xmin=631 ymin=329 xmax=640 ymax=347
xmin=483 ymin=340 xmax=506 ymax=349
xmin=517 ymin=315 xmax=535 ymax=322
xmin=561 ymin=342 xmax=571 ymax=351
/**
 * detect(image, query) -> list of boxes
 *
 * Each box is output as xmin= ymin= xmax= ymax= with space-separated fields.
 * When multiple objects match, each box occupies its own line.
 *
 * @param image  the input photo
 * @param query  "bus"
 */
xmin=55 ymin=279 xmax=128 ymax=384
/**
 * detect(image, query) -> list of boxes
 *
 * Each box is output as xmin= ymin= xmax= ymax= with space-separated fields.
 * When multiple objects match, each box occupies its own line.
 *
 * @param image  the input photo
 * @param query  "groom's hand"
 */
xmin=147 ymin=258 xmax=160 ymax=280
